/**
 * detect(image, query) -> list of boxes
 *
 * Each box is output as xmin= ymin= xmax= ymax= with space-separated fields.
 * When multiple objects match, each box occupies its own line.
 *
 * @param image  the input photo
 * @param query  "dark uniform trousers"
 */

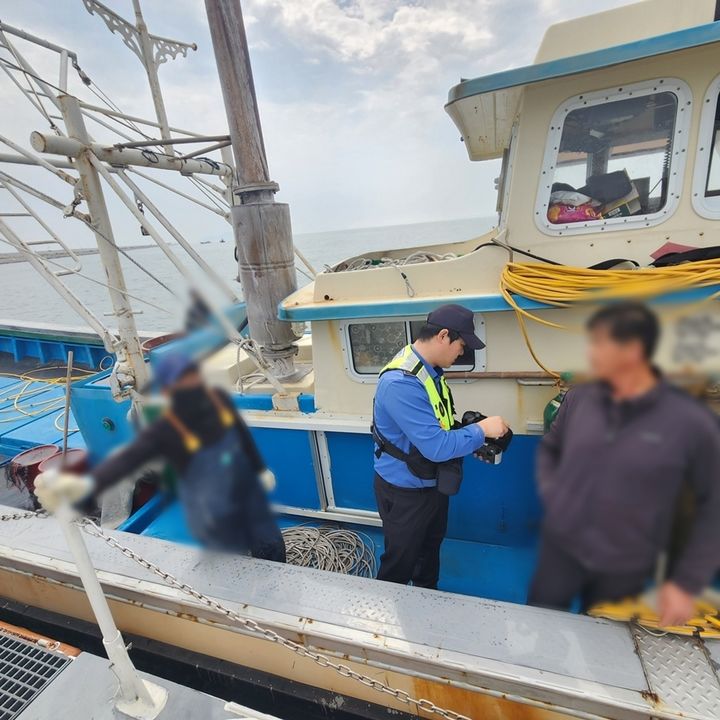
xmin=528 ymin=532 xmax=650 ymax=611
xmin=374 ymin=473 xmax=449 ymax=589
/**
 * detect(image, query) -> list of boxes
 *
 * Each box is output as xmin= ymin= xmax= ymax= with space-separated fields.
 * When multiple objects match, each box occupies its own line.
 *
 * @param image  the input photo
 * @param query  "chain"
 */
xmin=78 ymin=518 xmax=471 ymax=720
xmin=0 ymin=509 xmax=46 ymax=522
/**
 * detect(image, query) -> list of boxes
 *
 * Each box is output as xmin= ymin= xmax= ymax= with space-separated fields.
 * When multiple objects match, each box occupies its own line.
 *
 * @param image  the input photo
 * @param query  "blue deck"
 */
xmin=124 ymin=495 xmax=538 ymax=603
xmin=0 ymin=375 xmax=85 ymax=463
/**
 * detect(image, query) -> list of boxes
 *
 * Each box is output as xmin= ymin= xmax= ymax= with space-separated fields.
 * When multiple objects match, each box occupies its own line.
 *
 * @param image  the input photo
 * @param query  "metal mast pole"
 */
xmin=57 ymin=94 xmax=149 ymax=396
xmin=83 ymin=0 xmax=196 ymax=152
xmin=131 ymin=0 xmax=171 ymax=148
xmin=205 ymin=0 xmax=300 ymax=380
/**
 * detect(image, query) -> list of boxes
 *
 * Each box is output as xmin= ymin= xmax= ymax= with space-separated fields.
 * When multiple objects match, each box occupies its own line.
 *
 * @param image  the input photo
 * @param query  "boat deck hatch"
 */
xmin=0 ymin=630 xmax=71 ymax=720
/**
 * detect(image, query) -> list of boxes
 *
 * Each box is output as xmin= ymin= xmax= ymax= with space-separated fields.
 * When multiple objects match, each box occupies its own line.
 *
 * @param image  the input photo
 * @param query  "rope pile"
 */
xmin=499 ymin=259 xmax=720 ymax=378
xmin=0 ymin=366 xmax=98 ymax=425
xmin=333 ymin=251 xmax=458 ymax=273
xmin=281 ymin=525 xmax=377 ymax=578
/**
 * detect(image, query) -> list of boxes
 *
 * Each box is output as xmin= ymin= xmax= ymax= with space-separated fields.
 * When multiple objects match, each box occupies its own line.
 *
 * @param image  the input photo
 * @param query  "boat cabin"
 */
xmin=64 ymin=0 xmax=720 ymax=604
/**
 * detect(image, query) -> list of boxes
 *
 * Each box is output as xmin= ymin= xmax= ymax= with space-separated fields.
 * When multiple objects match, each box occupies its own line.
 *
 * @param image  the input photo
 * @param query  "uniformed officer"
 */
xmin=372 ymin=304 xmax=508 ymax=588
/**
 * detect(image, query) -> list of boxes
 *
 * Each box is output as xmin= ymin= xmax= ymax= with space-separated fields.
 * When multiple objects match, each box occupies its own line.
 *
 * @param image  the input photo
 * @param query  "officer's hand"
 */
xmin=658 ymin=581 xmax=695 ymax=627
xmin=34 ymin=469 xmax=94 ymax=513
xmin=477 ymin=415 xmax=509 ymax=439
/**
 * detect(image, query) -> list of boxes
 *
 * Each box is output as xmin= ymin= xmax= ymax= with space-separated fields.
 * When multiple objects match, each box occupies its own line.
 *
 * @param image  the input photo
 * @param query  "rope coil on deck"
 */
xmin=281 ymin=525 xmax=377 ymax=578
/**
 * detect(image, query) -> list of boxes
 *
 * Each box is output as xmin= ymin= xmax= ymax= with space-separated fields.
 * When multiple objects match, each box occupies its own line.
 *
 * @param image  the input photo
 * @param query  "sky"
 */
xmin=0 ymin=0 xmax=631 ymax=239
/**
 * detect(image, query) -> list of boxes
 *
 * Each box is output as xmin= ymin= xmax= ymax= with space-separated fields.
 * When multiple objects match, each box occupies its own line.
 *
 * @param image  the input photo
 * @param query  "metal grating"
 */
xmin=0 ymin=632 xmax=72 ymax=720
xmin=632 ymin=626 xmax=720 ymax=719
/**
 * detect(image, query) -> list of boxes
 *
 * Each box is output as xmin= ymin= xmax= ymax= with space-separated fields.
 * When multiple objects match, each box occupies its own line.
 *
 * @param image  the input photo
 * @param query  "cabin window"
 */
xmin=692 ymin=74 xmax=720 ymax=219
xmin=536 ymin=79 xmax=691 ymax=235
xmin=342 ymin=316 xmax=486 ymax=382
xmin=347 ymin=321 xmax=407 ymax=374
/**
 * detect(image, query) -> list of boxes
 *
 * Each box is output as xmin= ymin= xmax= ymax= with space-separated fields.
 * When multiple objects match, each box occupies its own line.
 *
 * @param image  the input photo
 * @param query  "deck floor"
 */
xmin=0 ymin=375 xmax=84 ymax=463
xmin=138 ymin=498 xmax=537 ymax=604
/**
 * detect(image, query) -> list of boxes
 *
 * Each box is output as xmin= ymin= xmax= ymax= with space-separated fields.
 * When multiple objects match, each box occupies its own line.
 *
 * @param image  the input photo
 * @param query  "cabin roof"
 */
xmin=445 ymin=20 xmax=720 ymax=161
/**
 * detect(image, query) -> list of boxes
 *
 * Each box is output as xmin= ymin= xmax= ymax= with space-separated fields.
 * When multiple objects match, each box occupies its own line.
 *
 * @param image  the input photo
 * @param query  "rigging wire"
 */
xmin=0 ymin=43 xmax=58 ymax=133
xmin=70 ymin=211 xmax=179 ymax=299
xmin=0 ymin=51 xmax=295 ymax=328
xmin=187 ymin=175 xmax=230 ymax=213
xmin=47 ymin=252 xmax=173 ymax=314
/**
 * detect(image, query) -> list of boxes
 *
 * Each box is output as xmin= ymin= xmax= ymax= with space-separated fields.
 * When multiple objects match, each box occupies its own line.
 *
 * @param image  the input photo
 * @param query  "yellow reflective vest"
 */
xmin=379 ymin=345 xmax=454 ymax=431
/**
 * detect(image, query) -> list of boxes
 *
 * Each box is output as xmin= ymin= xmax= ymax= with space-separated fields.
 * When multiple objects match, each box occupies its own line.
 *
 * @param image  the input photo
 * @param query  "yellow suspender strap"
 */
xmin=165 ymin=410 xmax=201 ymax=454
xmin=208 ymin=390 xmax=235 ymax=428
xmin=164 ymin=390 xmax=235 ymax=454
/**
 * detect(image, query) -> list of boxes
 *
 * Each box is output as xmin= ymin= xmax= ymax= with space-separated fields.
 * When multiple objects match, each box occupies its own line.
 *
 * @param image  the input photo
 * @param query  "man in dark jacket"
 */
xmin=529 ymin=303 xmax=720 ymax=626
xmin=36 ymin=353 xmax=286 ymax=562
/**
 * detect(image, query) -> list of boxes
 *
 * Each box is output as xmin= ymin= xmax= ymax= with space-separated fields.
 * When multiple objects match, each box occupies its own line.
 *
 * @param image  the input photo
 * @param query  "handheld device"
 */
xmin=461 ymin=411 xmax=513 ymax=465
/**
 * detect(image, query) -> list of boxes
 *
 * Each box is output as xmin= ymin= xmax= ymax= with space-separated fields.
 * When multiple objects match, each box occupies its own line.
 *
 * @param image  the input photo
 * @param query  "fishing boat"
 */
xmin=1 ymin=0 xmax=720 ymax=718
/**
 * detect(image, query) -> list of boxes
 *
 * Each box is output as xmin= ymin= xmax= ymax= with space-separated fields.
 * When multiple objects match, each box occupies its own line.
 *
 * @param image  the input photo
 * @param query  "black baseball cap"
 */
xmin=426 ymin=304 xmax=485 ymax=349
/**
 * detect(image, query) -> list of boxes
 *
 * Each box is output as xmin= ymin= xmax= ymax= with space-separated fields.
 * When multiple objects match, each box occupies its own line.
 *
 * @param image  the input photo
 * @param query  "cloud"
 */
xmin=0 ymin=0 xmax=640 ymax=238
xmin=249 ymin=0 xmax=493 ymax=65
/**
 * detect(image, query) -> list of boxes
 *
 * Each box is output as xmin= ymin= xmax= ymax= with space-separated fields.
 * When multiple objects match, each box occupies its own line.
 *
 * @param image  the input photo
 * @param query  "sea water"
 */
xmin=1 ymin=216 xmax=495 ymax=332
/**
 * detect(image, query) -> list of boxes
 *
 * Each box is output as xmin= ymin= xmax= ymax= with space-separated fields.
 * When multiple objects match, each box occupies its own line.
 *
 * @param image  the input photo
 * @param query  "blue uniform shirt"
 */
xmin=373 ymin=347 xmax=485 ymax=488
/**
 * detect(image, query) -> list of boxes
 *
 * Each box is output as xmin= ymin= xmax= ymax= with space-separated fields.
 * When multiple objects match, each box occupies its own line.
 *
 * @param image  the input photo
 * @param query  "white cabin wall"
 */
xmin=507 ymin=44 xmax=720 ymax=266
xmin=535 ymin=0 xmax=716 ymax=63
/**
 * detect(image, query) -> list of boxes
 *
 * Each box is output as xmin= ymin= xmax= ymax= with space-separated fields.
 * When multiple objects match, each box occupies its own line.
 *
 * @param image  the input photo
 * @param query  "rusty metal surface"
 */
xmin=4 ymin=508 xmax=720 ymax=719
xmin=0 ymin=510 xmax=646 ymax=691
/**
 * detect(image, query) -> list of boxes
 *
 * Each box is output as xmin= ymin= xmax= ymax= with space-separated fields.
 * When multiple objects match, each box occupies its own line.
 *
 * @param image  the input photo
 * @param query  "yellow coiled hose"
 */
xmin=589 ymin=597 xmax=720 ymax=638
xmin=499 ymin=259 xmax=720 ymax=378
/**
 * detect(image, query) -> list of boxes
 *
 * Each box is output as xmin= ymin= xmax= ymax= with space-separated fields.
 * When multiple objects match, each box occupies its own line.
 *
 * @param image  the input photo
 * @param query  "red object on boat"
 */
xmin=7 ymin=444 xmax=60 ymax=494
xmin=37 ymin=448 xmax=89 ymax=475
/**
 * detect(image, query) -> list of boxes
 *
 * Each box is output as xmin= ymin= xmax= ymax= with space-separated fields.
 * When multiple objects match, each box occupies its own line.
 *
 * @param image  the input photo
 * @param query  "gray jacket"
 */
xmin=537 ymin=379 xmax=720 ymax=594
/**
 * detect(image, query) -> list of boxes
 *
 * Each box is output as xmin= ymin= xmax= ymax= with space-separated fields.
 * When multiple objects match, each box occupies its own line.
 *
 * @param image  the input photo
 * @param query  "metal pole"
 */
xmin=132 ymin=0 xmax=172 ymax=150
xmin=61 ymin=351 xmax=73 ymax=463
xmin=55 ymin=94 xmax=149 ymax=395
xmin=31 ymin=132 xmax=232 ymax=177
xmin=205 ymin=0 xmax=300 ymax=380
xmin=114 ymin=135 xmax=230 ymax=149
xmin=55 ymin=506 xmax=167 ymax=718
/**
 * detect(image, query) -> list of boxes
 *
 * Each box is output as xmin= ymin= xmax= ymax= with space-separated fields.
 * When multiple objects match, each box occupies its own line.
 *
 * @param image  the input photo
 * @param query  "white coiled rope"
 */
xmin=331 ymin=251 xmax=458 ymax=273
xmin=281 ymin=525 xmax=377 ymax=578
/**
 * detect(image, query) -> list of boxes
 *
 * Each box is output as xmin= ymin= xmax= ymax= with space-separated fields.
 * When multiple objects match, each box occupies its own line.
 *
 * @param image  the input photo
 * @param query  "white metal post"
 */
xmin=131 ymin=0 xmax=171 ymax=150
xmin=56 ymin=506 xmax=167 ymax=719
xmin=55 ymin=94 xmax=150 ymax=395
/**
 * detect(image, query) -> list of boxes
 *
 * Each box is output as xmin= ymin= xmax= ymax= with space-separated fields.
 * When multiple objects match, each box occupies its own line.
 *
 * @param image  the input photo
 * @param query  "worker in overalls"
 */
xmin=35 ymin=353 xmax=286 ymax=562
xmin=372 ymin=304 xmax=509 ymax=588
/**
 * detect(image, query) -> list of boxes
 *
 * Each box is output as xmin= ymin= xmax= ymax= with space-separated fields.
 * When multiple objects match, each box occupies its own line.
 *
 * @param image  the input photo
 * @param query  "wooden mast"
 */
xmin=204 ymin=0 xmax=300 ymax=380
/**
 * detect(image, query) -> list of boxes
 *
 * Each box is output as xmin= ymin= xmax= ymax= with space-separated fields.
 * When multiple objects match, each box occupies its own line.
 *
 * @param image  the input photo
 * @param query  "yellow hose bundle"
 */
xmin=589 ymin=597 xmax=720 ymax=638
xmin=499 ymin=259 xmax=720 ymax=377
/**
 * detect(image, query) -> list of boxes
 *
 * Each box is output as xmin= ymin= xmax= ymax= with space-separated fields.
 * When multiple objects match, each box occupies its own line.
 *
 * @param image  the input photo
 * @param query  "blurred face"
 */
xmin=587 ymin=325 xmax=645 ymax=380
xmin=435 ymin=329 xmax=467 ymax=368
xmin=165 ymin=369 xmax=203 ymax=396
